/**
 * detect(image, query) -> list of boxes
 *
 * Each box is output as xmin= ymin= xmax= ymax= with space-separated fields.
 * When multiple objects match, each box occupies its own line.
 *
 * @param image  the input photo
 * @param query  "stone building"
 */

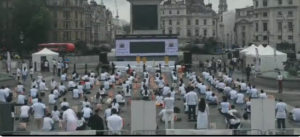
xmin=234 ymin=6 xmax=253 ymax=47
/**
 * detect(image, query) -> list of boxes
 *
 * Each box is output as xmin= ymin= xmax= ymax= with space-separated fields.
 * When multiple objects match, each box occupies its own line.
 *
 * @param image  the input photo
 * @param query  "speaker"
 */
xmin=183 ymin=52 xmax=192 ymax=64
xmin=99 ymin=53 xmax=108 ymax=64
xmin=0 ymin=103 xmax=14 ymax=134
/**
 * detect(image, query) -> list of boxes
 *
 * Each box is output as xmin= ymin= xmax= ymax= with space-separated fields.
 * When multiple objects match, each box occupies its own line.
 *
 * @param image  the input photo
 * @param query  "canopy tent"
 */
xmin=243 ymin=45 xmax=287 ymax=72
xmin=240 ymin=44 xmax=257 ymax=53
xmin=32 ymin=48 xmax=59 ymax=71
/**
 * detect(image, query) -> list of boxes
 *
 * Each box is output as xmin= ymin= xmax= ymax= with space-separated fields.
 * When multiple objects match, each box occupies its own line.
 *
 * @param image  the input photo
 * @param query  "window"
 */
xmin=63 ymin=11 xmax=70 ymax=19
xmin=255 ymin=0 xmax=258 ymax=7
xmin=53 ymin=22 xmax=57 ymax=28
xmin=277 ymin=22 xmax=282 ymax=30
xmin=168 ymin=29 xmax=172 ymax=34
xmin=203 ymin=29 xmax=207 ymax=36
xmin=177 ymin=20 xmax=180 ymax=25
xmin=263 ymin=0 xmax=268 ymax=6
xmin=177 ymin=10 xmax=179 ymax=14
xmin=288 ymin=36 xmax=293 ymax=40
xmin=255 ymin=13 xmax=258 ymax=18
xmin=63 ymin=21 xmax=70 ymax=29
xmin=75 ymin=31 xmax=79 ymax=39
xmin=263 ymin=36 xmax=268 ymax=41
xmin=204 ymin=20 xmax=207 ymax=25
xmin=277 ymin=11 xmax=282 ymax=16
xmin=278 ymin=0 xmax=282 ymax=5
xmin=169 ymin=10 xmax=171 ymax=14
xmin=63 ymin=32 xmax=70 ymax=41
xmin=53 ymin=32 xmax=58 ymax=41
xmin=242 ymin=26 xmax=246 ymax=31
xmin=187 ymin=20 xmax=191 ymax=25
xmin=169 ymin=20 xmax=172 ymax=25
xmin=80 ymin=21 xmax=83 ymax=28
xmin=255 ymin=36 xmax=259 ymax=41
xmin=195 ymin=19 xmax=199 ymax=25
xmin=213 ymin=30 xmax=215 ymax=36
xmin=288 ymin=22 xmax=293 ymax=31
xmin=176 ymin=28 xmax=181 ymax=36
xmin=278 ymin=36 xmax=282 ymax=39
xmin=75 ymin=11 xmax=78 ymax=19
xmin=288 ymin=11 xmax=293 ymax=17
xmin=288 ymin=0 xmax=293 ymax=4
xmin=195 ymin=29 xmax=199 ymax=36
xmin=263 ymin=22 xmax=268 ymax=31
xmin=213 ymin=21 xmax=215 ymax=25
xmin=263 ymin=12 xmax=268 ymax=17
xmin=75 ymin=21 xmax=78 ymax=28
xmin=255 ymin=23 xmax=259 ymax=32
xmin=187 ymin=29 xmax=191 ymax=36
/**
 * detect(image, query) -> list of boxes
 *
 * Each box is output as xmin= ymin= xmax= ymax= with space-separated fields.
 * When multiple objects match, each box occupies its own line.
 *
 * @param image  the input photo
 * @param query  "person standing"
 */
xmin=88 ymin=109 xmax=105 ymax=135
xmin=62 ymin=107 xmax=78 ymax=131
xmin=197 ymin=98 xmax=209 ymax=129
xmin=185 ymin=86 xmax=198 ymax=121
xmin=44 ymin=60 xmax=49 ymax=72
xmin=52 ymin=59 xmax=57 ymax=74
xmin=245 ymin=65 xmax=251 ymax=82
xmin=111 ymin=62 xmax=115 ymax=75
xmin=29 ymin=66 xmax=34 ymax=80
xmin=30 ymin=98 xmax=46 ymax=130
xmin=57 ymin=61 xmax=61 ymax=77
xmin=275 ymin=99 xmax=287 ymax=129
xmin=22 ymin=67 xmax=28 ymax=84
xmin=277 ymin=72 xmax=283 ymax=93
xmin=106 ymin=108 xmax=123 ymax=135
xmin=164 ymin=92 xmax=175 ymax=129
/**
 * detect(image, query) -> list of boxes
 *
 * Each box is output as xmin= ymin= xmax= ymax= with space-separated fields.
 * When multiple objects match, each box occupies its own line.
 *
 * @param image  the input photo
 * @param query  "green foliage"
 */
xmin=184 ymin=37 xmax=218 ymax=54
xmin=11 ymin=0 xmax=52 ymax=51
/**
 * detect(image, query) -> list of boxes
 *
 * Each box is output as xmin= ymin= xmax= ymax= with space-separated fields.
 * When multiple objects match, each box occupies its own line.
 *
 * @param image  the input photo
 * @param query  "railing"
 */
xmin=1 ymin=130 xmax=129 ymax=135
xmin=132 ymin=129 xmax=263 ymax=135
xmin=264 ymin=128 xmax=300 ymax=135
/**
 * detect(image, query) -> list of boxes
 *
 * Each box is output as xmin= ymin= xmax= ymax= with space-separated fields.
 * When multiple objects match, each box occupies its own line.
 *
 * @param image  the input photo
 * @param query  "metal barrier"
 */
xmin=265 ymin=128 xmax=300 ymax=135
xmin=1 ymin=130 xmax=129 ymax=135
xmin=132 ymin=129 xmax=263 ymax=135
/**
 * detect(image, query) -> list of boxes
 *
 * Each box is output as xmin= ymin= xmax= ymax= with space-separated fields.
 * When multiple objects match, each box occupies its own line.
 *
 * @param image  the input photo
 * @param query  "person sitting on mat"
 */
xmin=207 ymin=93 xmax=218 ymax=105
xmin=115 ymin=91 xmax=125 ymax=105
xmin=156 ymin=93 xmax=164 ymax=106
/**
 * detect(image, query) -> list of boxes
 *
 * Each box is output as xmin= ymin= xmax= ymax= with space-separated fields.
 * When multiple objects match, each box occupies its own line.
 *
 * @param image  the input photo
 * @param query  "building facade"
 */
xmin=251 ymin=0 xmax=300 ymax=51
xmin=160 ymin=0 xmax=218 ymax=43
xmin=234 ymin=6 xmax=253 ymax=47
xmin=46 ymin=0 xmax=86 ymax=43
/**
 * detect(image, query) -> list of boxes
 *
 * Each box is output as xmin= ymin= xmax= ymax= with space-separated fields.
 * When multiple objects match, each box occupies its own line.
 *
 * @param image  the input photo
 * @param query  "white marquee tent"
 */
xmin=240 ymin=44 xmax=257 ymax=53
xmin=244 ymin=45 xmax=287 ymax=72
xmin=32 ymin=48 xmax=59 ymax=71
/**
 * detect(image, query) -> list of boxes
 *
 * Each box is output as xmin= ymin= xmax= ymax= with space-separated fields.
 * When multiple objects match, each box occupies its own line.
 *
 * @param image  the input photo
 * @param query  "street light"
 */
xmin=20 ymin=31 xmax=24 ymax=43
xmin=226 ymin=33 xmax=229 ymax=49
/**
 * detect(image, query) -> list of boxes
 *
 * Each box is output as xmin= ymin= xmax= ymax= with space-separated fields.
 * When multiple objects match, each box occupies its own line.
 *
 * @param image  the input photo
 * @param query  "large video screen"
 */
xmin=115 ymin=39 xmax=178 ymax=56
xmin=130 ymin=42 xmax=165 ymax=53
xmin=132 ymin=5 xmax=158 ymax=30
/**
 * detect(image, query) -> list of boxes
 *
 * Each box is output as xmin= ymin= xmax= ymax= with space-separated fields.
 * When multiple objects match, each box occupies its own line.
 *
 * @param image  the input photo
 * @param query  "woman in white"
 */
xmin=16 ymin=82 xmax=24 ymax=93
xmin=31 ymin=79 xmax=38 ymax=89
xmin=99 ymin=85 xmax=106 ymax=100
xmin=197 ymin=98 xmax=209 ymax=129
xmin=156 ymin=93 xmax=163 ymax=106
xmin=259 ymin=90 xmax=267 ymax=99
xmin=124 ymin=86 xmax=131 ymax=106
xmin=170 ymin=87 xmax=176 ymax=99
xmin=37 ymin=73 xmax=43 ymax=84
xmin=50 ymin=79 xmax=57 ymax=90
xmin=17 ymin=68 xmax=21 ymax=81
xmin=29 ymin=67 xmax=34 ymax=80
xmin=111 ymin=99 xmax=120 ymax=112
xmin=51 ymin=105 xmax=60 ymax=122
xmin=178 ymin=84 xmax=186 ymax=96
xmin=62 ymin=108 xmax=78 ymax=131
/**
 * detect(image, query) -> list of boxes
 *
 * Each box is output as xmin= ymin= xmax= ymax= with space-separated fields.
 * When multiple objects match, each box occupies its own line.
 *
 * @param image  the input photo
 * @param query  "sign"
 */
xmin=30 ymin=131 xmax=96 ymax=135
xmin=115 ymin=39 xmax=178 ymax=56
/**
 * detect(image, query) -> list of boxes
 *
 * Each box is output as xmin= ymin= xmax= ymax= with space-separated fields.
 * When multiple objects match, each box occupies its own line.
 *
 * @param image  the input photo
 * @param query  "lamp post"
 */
xmin=20 ymin=31 xmax=24 ymax=57
xmin=267 ymin=31 xmax=270 ymax=45
xmin=226 ymin=33 xmax=229 ymax=49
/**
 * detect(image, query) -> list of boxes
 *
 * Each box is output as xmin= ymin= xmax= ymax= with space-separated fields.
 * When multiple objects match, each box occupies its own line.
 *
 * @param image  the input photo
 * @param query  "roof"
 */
xmin=32 ymin=48 xmax=59 ymax=55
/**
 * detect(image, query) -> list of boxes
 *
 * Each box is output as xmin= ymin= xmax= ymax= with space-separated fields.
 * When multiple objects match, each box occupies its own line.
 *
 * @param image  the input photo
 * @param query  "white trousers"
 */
xmin=164 ymin=109 xmax=174 ymax=129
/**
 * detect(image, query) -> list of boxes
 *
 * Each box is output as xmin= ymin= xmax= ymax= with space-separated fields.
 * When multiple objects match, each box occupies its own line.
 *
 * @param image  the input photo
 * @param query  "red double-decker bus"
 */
xmin=38 ymin=43 xmax=75 ymax=53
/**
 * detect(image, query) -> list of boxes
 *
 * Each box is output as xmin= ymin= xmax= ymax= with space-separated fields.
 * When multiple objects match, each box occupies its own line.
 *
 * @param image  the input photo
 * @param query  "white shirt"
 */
xmin=68 ymin=81 xmax=76 ymax=88
xmin=73 ymin=89 xmax=79 ymax=98
xmin=220 ymin=102 xmax=230 ymax=113
xmin=53 ymin=89 xmax=60 ymax=98
xmin=250 ymin=88 xmax=258 ymax=98
xmin=185 ymin=91 xmax=198 ymax=105
xmin=112 ymin=102 xmax=120 ymax=110
xmin=104 ymin=81 xmax=110 ymax=89
xmin=82 ymin=107 xmax=92 ymax=118
xmin=17 ymin=94 xmax=26 ymax=104
xmin=58 ymin=85 xmax=66 ymax=92
xmin=216 ymin=82 xmax=225 ymax=89
xmin=61 ymin=102 xmax=70 ymax=107
xmin=30 ymin=88 xmax=38 ymax=97
xmin=22 ymin=69 xmax=28 ymax=76
xmin=124 ymin=89 xmax=131 ymax=97
xmin=105 ymin=108 xmax=112 ymax=119
xmin=170 ymin=91 xmax=176 ymax=99
xmin=42 ymin=117 xmax=54 ymax=131
xmin=158 ymin=80 xmax=164 ymax=88
xmin=77 ymin=118 xmax=85 ymax=127
xmin=61 ymin=74 xmax=66 ymax=81
xmin=164 ymin=97 xmax=175 ymax=110
xmin=179 ymin=86 xmax=186 ymax=95
xmin=236 ymin=93 xmax=244 ymax=103
xmin=200 ymin=85 xmax=207 ymax=94
xmin=20 ymin=106 xmax=30 ymax=118
xmin=63 ymin=109 xmax=77 ymax=122
xmin=17 ymin=85 xmax=24 ymax=93
xmin=78 ymin=85 xmax=83 ymax=93
xmin=162 ymin=86 xmax=170 ymax=96
xmin=156 ymin=96 xmax=163 ymax=104
xmin=277 ymin=75 xmax=283 ymax=80
xmin=159 ymin=109 xmax=172 ymax=121
xmin=31 ymin=102 xmax=46 ymax=118
xmin=82 ymin=101 xmax=91 ymax=108
xmin=259 ymin=93 xmax=267 ymax=99
xmin=48 ymin=94 xmax=56 ymax=104
xmin=275 ymin=102 xmax=287 ymax=119
xmin=30 ymin=68 xmax=34 ymax=74
xmin=142 ymin=90 xmax=149 ymax=97
xmin=292 ymin=108 xmax=300 ymax=121
xmin=115 ymin=94 xmax=124 ymax=103
xmin=240 ymin=83 xmax=247 ymax=90
xmin=51 ymin=110 xmax=60 ymax=121
xmin=205 ymin=91 xmax=213 ymax=99
xmin=107 ymin=114 xmax=123 ymax=131
xmin=246 ymin=101 xmax=251 ymax=112
xmin=229 ymin=90 xmax=237 ymax=100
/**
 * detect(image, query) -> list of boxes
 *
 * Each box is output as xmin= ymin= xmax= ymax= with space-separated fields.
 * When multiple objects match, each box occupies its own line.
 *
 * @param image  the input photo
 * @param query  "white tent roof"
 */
xmin=263 ymin=45 xmax=286 ymax=55
xmin=240 ymin=44 xmax=256 ymax=53
xmin=32 ymin=48 xmax=59 ymax=55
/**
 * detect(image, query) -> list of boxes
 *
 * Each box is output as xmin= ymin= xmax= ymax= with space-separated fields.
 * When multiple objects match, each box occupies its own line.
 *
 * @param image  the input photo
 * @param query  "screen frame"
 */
xmin=115 ymin=39 xmax=178 ymax=56
xmin=131 ymin=5 xmax=158 ymax=30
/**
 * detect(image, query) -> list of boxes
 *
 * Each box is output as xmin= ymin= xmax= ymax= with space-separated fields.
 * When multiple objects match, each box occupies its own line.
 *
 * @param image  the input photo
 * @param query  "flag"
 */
xmin=255 ymin=48 xmax=260 ymax=72
xmin=7 ymin=51 xmax=11 ymax=72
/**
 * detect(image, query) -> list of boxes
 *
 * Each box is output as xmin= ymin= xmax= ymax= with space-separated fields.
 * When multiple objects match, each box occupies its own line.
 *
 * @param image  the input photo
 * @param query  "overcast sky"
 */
xmin=95 ymin=0 xmax=253 ymax=22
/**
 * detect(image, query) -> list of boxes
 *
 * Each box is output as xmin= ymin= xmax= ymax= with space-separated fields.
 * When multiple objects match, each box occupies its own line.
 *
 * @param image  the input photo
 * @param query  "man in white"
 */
xmin=275 ymin=99 xmax=287 ymax=129
xmin=216 ymin=80 xmax=225 ymax=93
xmin=30 ymin=86 xmax=38 ymax=98
xmin=235 ymin=91 xmax=245 ymax=104
xmin=42 ymin=113 xmax=54 ymax=131
xmin=250 ymin=86 xmax=258 ymax=98
xmin=31 ymin=98 xmax=46 ymax=130
xmin=82 ymin=105 xmax=93 ymax=121
xmin=199 ymin=84 xmax=206 ymax=95
xmin=107 ymin=108 xmax=123 ymax=134
xmin=20 ymin=105 xmax=30 ymax=122
xmin=229 ymin=88 xmax=238 ymax=100
xmin=185 ymin=86 xmax=198 ymax=120
xmin=291 ymin=106 xmax=300 ymax=122
xmin=48 ymin=91 xmax=56 ymax=104
xmin=0 ymin=87 xmax=7 ymax=102
xmin=277 ymin=72 xmax=283 ymax=93
xmin=115 ymin=91 xmax=125 ymax=105
xmin=162 ymin=84 xmax=170 ymax=96
xmin=63 ymin=108 xmax=78 ymax=131
xmin=17 ymin=92 xmax=27 ymax=105
xmin=164 ymin=93 xmax=175 ymax=129
xmin=240 ymin=80 xmax=247 ymax=93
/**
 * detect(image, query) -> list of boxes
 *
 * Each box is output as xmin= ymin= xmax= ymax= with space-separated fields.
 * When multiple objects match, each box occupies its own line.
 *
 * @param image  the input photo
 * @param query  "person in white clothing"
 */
xmin=51 ymin=105 xmax=60 ymax=122
xmin=107 ymin=108 xmax=123 ymax=134
xmin=30 ymin=86 xmax=38 ymax=98
xmin=17 ymin=92 xmax=27 ymax=105
xmin=162 ymin=84 xmax=170 ymax=96
xmin=115 ymin=91 xmax=125 ymax=105
xmin=50 ymin=79 xmax=57 ymax=90
xmin=63 ymin=108 xmax=78 ymax=131
xmin=250 ymin=86 xmax=258 ymax=98
xmin=235 ymin=90 xmax=245 ymax=104
xmin=141 ymin=86 xmax=150 ymax=101
xmin=16 ymin=68 xmax=21 ymax=81
xmin=185 ymin=86 xmax=198 ymax=120
xmin=277 ymin=72 xmax=283 ymax=93
xmin=259 ymin=90 xmax=267 ymax=99
xmin=229 ymin=88 xmax=238 ymax=100
xmin=17 ymin=83 xmax=24 ymax=93
xmin=42 ymin=113 xmax=54 ymax=131
xmin=156 ymin=93 xmax=164 ymax=106
xmin=164 ymin=93 xmax=175 ymax=129
xmin=197 ymin=98 xmax=209 ymax=129
xmin=218 ymin=97 xmax=230 ymax=115
xmin=31 ymin=98 xmax=46 ymax=129
xmin=76 ymin=112 xmax=86 ymax=130
xmin=72 ymin=86 xmax=80 ymax=99
xmin=48 ymin=91 xmax=56 ymax=105
xmin=61 ymin=98 xmax=70 ymax=110
xmin=290 ymin=106 xmax=300 ymax=122
xmin=179 ymin=84 xmax=186 ymax=96
xmin=275 ymin=99 xmax=287 ymax=129
xmin=82 ymin=105 xmax=93 ymax=121
xmin=20 ymin=105 xmax=30 ymax=122
xmin=111 ymin=99 xmax=120 ymax=112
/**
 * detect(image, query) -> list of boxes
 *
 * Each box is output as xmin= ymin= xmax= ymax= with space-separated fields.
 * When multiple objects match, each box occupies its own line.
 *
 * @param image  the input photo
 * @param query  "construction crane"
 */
xmin=114 ymin=0 xmax=120 ymax=34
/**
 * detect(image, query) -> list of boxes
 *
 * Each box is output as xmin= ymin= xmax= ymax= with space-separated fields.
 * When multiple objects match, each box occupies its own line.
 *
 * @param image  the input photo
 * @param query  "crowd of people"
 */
xmin=0 ymin=57 xmax=299 ymax=135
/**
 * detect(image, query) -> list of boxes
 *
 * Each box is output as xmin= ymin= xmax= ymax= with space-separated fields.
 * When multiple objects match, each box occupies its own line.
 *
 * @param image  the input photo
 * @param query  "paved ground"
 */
xmin=2 ymin=66 xmax=300 ymax=134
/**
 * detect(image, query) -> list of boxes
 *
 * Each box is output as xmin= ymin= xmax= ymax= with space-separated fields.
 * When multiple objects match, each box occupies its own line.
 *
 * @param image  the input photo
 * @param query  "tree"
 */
xmin=12 ymin=0 xmax=52 ymax=51
xmin=123 ymin=24 xmax=130 ymax=34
